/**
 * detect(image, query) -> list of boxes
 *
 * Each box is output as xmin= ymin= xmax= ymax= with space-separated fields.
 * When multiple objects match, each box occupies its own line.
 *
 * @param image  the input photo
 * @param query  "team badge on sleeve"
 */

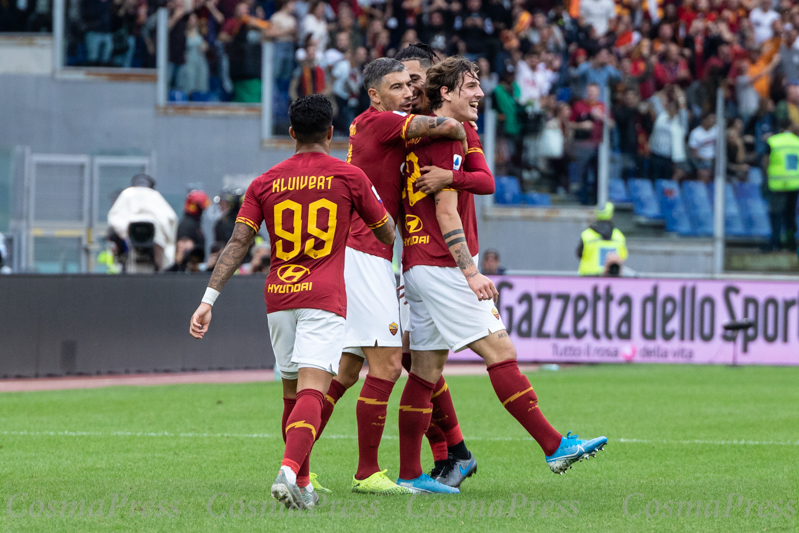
xmin=453 ymin=154 xmax=463 ymax=170
xmin=372 ymin=185 xmax=383 ymax=203
xmin=389 ymin=322 xmax=399 ymax=336
xmin=393 ymin=111 xmax=408 ymax=117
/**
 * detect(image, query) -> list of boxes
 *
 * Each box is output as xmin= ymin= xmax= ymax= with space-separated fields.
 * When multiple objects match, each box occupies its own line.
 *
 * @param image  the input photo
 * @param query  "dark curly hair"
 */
xmin=289 ymin=94 xmax=333 ymax=144
xmin=424 ymin=56 xmax=479 ymax=111
xmin=395 ymin=43 xmax=439 ymax=69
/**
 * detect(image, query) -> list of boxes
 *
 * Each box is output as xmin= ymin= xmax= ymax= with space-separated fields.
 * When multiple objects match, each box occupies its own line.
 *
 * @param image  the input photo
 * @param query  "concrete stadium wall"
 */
xmin=0 ymin=275 xmax=275 ymax=378
xmin=0 ymin=74 xmax=306 ymax=206
xmin=479 ymin=207 xmax=715 ymax=274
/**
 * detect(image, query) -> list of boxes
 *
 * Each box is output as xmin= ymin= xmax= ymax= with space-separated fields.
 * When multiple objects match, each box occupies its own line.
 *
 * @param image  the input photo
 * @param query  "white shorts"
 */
xmin=399 ymin=270 xmax=410 ymax=336
xmin=404 ymin=258 xmax=507 ymax=352
xmin=267 ymin=308 xmax=346 ymax=380
xmin=342 ymin=247 xmax=402 ymax=358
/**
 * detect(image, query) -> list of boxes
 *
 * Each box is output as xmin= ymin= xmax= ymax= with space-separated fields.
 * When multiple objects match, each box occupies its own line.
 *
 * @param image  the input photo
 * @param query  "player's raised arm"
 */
xmin=405 ymin=115 xmax=468 ymax=154
xmin=434 ymin=190 xmax=497 ymax=302
xmin=417 ymin=138 xmax=495 ymax=195
xmin=189 ymin=222 xmax=256 ymax=339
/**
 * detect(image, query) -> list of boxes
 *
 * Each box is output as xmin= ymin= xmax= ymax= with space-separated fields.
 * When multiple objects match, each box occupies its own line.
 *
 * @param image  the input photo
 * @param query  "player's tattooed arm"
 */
xmin=434 ymin=191 xmax=498 ymax=302
xmin=369 ymin=212 xmax=396 ymax=246
xmin=208 ymin=222 xmax=257 ymax=291
xmin=405 ymin=116 xmax=467 ymax=145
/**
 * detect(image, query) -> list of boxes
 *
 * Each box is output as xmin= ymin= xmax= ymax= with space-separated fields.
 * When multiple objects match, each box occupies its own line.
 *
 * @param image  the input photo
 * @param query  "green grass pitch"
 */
xmin=1 ymin=364 xmax=798 ymax=532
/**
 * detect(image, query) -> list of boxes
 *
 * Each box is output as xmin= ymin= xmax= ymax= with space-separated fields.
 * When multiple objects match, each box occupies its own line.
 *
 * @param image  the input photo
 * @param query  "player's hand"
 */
xmin=396 ymin=284 xmax=405 ymax=301
xmin=469 ymin=120 xmax=478 ymax=132
xmin=467 ymin=272 xmax=499 ymax=302
xmin=190 ymin=303 xmax=213 ymax=339
xmin=417 ymin=166 xmax=454 ymax=194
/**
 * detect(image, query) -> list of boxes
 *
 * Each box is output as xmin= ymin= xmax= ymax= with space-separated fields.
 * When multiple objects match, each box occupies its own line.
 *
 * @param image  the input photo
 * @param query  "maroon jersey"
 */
xmin=345 ymin=106 xmax=416 ymax=261
xmin=237 ymin=152 xmax=388 ymax=317
xmin=401 ymin=129 xmax=481 ymax=272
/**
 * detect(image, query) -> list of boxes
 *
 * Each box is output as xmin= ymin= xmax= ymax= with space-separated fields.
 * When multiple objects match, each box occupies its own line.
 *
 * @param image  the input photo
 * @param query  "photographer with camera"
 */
xmin=576 ymin=202 xmax=628 ymax=276
xmin=107 ymin=174 xmax=179 ymax=272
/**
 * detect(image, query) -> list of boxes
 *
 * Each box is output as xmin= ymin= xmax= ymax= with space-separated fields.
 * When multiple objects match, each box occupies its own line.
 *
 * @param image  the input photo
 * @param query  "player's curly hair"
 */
xmin=395 ymin=43 xmax=439 ymax=69
xmin=289 ymin=95 xmax=333 ymax=144
xmin=424 ymin=56 xmax=479 ymax=111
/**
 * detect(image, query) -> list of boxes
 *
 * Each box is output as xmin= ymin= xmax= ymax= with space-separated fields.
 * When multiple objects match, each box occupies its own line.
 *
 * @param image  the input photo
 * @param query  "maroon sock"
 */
xmin=281 ymin=397 xmax=296 ymax=443
xmin=398 ymin=372 xmax=435 ymax=480
xmin=429 ymin=377 xmax=464 ymax=447
xmin=401 ymin=352 xmax=412 ymax=373
xmin=297 ymin=454 xmax=310 ymax=488
xmin=354 ymin=375 xmax=395 ymax=480
xmin=318 ymin=379 xmax=347 ymax=439
xmin=487 ymin=360 xmax=562 ymax=455
xmin=282 ymin=389 xmax=324 ymax=476
xmin=426 ymin=425 xmax=449 ymax=462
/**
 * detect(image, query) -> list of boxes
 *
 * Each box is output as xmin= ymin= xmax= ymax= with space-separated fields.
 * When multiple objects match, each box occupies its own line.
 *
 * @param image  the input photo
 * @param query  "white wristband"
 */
xmin=201 ymin=287 xmax=220 ymax=306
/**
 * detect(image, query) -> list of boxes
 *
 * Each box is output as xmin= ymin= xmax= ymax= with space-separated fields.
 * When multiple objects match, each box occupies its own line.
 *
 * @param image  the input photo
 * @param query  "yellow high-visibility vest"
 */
xmin=766 ymin=132 xmax=799 ymax=192
xmin=578 ymin=227 xmax=628 ymax=276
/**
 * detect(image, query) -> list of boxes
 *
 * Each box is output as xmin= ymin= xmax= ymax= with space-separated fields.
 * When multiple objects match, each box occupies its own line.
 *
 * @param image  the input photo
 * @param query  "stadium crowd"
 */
xmin=4 ymin=0 xmax=799 ymax=247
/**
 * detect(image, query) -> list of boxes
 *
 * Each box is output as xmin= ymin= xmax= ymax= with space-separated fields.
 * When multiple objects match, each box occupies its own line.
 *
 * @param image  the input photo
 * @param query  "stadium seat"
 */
xmin=707 ymin=182 xmax=747 ymax=236
xmin=627 ymin=178 xmax=662 ymax=220
xmin=168 ymin=90 xmax=188 ymax=102
xmin=523 ymin=191 xmax=552 ymax=206
xmin=609 ymin=177 xmax=632 ymax=204
xmin=568 ymin=162 xmax=581 ymax=186
xmin=681 ymin=180 xmax=713 ymax=236
xmin=747 ymin=166 xmax=764 ymax=185
xmin=190 ymin=91 xmax=219 ymax=102
xmin=655 ymin=180 xmax=694 ymax=235
xmin=494 ymin=176 xmax=523 ymax=205
xmin=735 ymin=182 xmax=771 ymax=237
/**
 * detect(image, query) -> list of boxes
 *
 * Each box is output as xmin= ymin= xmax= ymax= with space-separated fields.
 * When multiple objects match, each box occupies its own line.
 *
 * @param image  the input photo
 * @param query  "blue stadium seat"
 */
xmin=735 ymin=182 xmax=771 ymax=237
xmin=627 ymin=178 xmax=662 ymax=220
xmin=609 ymin=177 xmax=631 ymax=204
xmin=190 ymin=91 xmax=219 ymax=102
xmin=168 ymin=90 xmax=188 ymax=102
xmin=747 ymin=166 xmax=764 ymax=185
xmin=568 ymin=162 xmax=581 ymax=186
xmin=681 ymin=180 xmax=713 ymax=236
xmin=707 ymin=182 xmax=747 ymax=236
xmin=523 ymin=191 xmax=552 ymax=206
xmin=655 ymin=180 xmax=694 ymax=235
xmin=494 ymin=176 xmax=523 ymax=205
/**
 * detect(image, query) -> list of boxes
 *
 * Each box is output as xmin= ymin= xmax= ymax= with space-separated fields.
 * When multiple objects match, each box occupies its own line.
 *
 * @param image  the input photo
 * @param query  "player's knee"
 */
xmin=373 ymin=357 xmax=403 ymax=382
xmin=336 ymin=367 xmax=360 ymax=389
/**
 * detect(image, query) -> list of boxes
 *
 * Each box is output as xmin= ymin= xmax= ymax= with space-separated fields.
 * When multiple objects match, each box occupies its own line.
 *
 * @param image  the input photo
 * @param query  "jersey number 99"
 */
xmin=274 ymin=199 xmax=338 ymax=261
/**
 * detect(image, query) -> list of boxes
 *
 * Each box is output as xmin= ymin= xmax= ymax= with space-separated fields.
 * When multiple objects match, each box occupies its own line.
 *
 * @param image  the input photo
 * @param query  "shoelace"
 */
xmin=565 ymin=431 xmax=580 ymax=440
xmin=429 ymin=463 xmax=446 ymax=479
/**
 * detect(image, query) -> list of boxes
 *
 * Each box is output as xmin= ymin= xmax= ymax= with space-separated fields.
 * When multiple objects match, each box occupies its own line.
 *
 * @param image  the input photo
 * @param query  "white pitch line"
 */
xmin=1 ymin=430 xmax=798 ymax=446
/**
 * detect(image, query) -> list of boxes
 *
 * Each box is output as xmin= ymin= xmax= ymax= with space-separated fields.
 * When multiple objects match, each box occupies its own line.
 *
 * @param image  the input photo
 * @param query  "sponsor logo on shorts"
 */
xmin=277 ymin=264 xmax=310 ymax=283
xmin=492 ymin=308 xmax=500 ymax=320
xmin=405 ymin=215 xmax=423 ymax=234
xmin=389 ymin=322 xmax=399 ymax=336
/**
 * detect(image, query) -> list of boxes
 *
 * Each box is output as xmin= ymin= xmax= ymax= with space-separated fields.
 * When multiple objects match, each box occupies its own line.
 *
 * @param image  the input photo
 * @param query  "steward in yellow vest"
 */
xmin=763 ymin=125 xmax=799 ymax=252
xmin=576 ymin=202 xmax=628 ymax=276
